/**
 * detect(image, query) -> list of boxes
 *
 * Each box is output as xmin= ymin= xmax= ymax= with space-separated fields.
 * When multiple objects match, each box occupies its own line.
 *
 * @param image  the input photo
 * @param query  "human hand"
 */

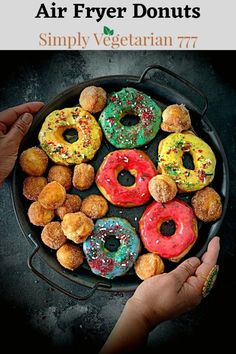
xmin=0 ymin=102 xmax=44 ymax=185
xmin=129 ymin=236 xmax=220 ymax=330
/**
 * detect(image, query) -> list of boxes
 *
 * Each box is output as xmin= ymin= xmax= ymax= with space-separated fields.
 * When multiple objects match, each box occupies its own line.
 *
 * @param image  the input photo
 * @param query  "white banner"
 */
xmin=0 ymin=0 xmax=235 ymax=50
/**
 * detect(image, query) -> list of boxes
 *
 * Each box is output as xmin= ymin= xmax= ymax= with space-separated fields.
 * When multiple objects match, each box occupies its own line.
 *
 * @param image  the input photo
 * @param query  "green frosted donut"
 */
xmin=99 ymin=87 xmax=161 ymax=148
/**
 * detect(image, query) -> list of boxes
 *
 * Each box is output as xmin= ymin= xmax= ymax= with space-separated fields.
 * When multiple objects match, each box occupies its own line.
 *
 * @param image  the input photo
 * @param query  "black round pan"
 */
xmin=11 ymin=65 xmax=229 ymax=299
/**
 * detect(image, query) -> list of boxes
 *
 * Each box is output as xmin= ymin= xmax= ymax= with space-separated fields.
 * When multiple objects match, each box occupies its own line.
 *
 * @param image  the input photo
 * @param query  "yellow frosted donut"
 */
xmin=158 ymin=132 xmax=216 ymax=192
xmin=38 ymin=107 xmax=102 ymax=165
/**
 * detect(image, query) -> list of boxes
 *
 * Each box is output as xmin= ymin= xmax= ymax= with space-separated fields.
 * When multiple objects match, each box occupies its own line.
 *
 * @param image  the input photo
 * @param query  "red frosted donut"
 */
xmin=96 ymin=149 xmax=157 ymax=207
xmin=139 ymin=199 xmax=198 ymax=262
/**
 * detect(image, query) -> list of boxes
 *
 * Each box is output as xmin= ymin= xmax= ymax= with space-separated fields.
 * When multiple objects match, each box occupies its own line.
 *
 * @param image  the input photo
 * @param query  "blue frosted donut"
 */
xmin=83 ymin=217 xmax=141 ymax=279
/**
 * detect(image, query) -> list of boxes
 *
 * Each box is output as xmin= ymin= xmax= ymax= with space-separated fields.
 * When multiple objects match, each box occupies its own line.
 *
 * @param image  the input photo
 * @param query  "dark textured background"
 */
xmin=0 ymin=51 xmax=236 ymax=353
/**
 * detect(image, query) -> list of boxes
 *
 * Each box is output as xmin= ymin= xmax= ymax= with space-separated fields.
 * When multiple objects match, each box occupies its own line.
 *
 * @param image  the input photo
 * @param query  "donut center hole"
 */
xmin=160 ymin=220 xmax=176 ymax=236
xmin=118 ymin=170 xmax=135 ymax=186
xmin=120 ymin=114 xmax=140 ymax=126
xmin=63 ymin=128 xmax=78 ymax=143
xmin=105 ymin=235 xmax=120 ymax=252
xmin=182 ymin=152 xmax=194 ymax=170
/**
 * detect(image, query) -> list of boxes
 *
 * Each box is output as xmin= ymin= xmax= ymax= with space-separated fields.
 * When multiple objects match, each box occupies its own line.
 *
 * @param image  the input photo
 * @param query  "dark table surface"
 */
xmin=0 ymin=51 xmax=236 ymax=353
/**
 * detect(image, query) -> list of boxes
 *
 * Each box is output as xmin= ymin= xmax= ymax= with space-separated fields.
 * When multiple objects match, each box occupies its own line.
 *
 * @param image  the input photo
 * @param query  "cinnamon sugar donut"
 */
xmin=41 ymin=221 xmax=67 ymax=250
xmin=72 ymin=163 xmax=95 ymax=190
xmin=80 ymin=194 xmax=108 ymax=219
xmin=56 ymin=243 xmax=84 ymax=271
xmin=23 ymin=176 xmax=47 ymax=201
xmin=191 ymin=187 xmax=222 ymax=222
xmin=161 ymin=104 xmax=191 ymax=132
xmin=28 ymin=201 xmax=55 ymax=226
xmin=79 ymin=86 xmax=107 ymax=113
xmin=56 ymin=194 xmax=82 ymax=220
xmin=48 ymin=165 xmax=72 ymax=191
xmin=148 ymin=175 xmax=177 ymax=203
xmin=61 ymin=211 xmax=94 ymax=243
xmin=38 ymin=181 xmax=66 ymax=210
xmin=20 ymin=147 xmax=48 ymax=176
xmin=134 ymin=253 xmax=165 ymax=280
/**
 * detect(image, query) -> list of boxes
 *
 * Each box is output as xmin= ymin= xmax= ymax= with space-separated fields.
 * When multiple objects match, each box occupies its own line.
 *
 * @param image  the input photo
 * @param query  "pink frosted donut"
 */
xmin=139 ymin=199 xmax=198 ymax=262
xmin=96 ymin=149 xmax=157 ymax=207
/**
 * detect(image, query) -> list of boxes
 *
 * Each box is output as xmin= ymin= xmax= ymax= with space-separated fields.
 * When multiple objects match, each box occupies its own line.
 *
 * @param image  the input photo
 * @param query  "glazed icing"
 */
xmin=96 ymin=149 xmax=157 ymax=207
xmin=99 ymin=87 xmax=162 ymax=148
xmin=158 ymin=132 xmax=216 ymax=192
xmin=83 ymin=217 xmax=141 ymax=279
xmin=139 ymin=199 xmax=198 ymax=260
xmin=38 ymin=107 xmax=102 ymax=165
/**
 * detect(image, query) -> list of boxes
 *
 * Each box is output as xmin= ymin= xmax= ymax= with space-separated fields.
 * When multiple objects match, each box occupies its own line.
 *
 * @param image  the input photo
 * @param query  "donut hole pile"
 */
xmin=20 ymin=147 xmax=109 ymax=271
xmin=19 ymin=87 xmax=223 ymax=281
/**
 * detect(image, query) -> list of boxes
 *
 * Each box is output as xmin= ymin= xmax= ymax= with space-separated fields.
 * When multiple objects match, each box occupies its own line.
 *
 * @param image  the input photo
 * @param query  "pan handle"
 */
xmin=27 ymin=235 xmax=111 ymax=300
xmin=137 ymin=64 xmax=208 ymax=117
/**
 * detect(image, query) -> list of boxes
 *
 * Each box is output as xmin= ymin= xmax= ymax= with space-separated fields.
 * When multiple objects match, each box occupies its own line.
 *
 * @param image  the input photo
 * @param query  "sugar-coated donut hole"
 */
xmin=120 ymin=113 xmax=140 ymax=127
xmin=182 ymin=151 xmax=194 ymax=170
xmin=62 ymin=128 xmax=79 ymax=143
xmin=160 ymin=219 xmax=176 ymax=236
xmin=117 ymin=169 xmax=135 ymax=187
xmin=104 ymin=235 xmax=121 ymax=252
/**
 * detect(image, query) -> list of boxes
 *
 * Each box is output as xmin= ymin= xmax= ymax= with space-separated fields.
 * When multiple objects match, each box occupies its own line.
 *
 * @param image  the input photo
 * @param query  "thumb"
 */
xmin=6 ymin=113 xmax=33 ymax=146
xmin=170 ymin=257 xmax=201 ymax=289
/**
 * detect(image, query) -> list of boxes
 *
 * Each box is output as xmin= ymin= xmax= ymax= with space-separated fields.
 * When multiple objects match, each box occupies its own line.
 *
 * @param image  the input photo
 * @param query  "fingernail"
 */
xmin=188 ymin=257 xmax=201 ymax=268
xmin=21 ymin=113 xmax=33 ymax=124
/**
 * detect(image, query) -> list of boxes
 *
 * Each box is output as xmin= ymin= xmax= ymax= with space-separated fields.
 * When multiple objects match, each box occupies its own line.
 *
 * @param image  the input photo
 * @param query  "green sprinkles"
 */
xmin=165 ymin=164 xmax=180 ymax=176
xmin=175 ymin=140 xmax=184 ymax=149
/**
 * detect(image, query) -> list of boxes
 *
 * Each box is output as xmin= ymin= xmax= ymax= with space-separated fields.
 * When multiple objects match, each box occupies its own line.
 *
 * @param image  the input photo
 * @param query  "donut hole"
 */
xmin=182 ymin=152 xmax=194 ymax=170
xmin=160 ymin=220 xmax=176 ymax=236
xmin=120 ymin=114 xmax=140 ymax=127
xmin=117 ymin=170 xmax=135 ymax=186
xmin=63 ymin=128 xmax=78 ymax=143
xmin=104 ymin=235 xmax=120 ymax=252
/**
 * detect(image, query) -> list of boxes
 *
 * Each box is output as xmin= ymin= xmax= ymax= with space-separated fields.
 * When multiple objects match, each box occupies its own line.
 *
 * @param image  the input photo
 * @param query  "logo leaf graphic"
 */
xmin=103 ymin=26 xmax=114 ymax=35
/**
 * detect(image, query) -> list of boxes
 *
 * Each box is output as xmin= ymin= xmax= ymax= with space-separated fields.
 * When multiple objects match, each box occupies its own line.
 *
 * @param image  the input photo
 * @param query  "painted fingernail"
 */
xmin=21 ymin=113 xmax=33 ymax=124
